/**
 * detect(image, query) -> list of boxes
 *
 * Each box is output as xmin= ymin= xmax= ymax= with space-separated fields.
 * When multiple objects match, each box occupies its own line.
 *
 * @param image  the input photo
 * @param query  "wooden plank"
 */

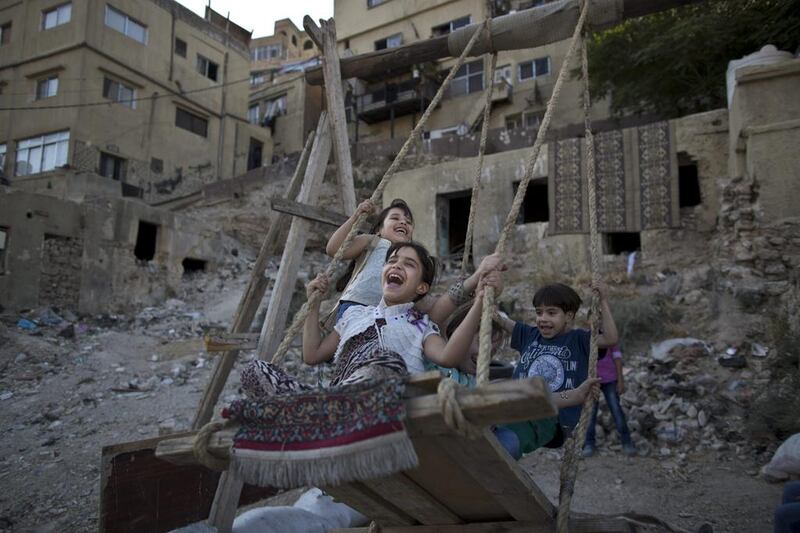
xmin=207 ymin=470 xmax=244 ymax=533
xmin=257 ymin=112 xmax=332 ymax=359
xmin=305 ymin=0 xmax=704 ymax=85
xmin=155 ymin=427 xmax=237 ymax=466
xmin=99 ymin=435 xmax=274 ymax=533
xmin=402 ymin=436 xmax=509 ymax=522
xmin=437 ymin=430 xmax=555 ymax=525
xmin=270 ymin=197 xmax=349 ymax=227
xmin=329 ymin=522 xmax=549 ymax=533
xmin=192 ymin=129 xmax=317 ymax=429
xmin=325 ymin=482 xmax=416 ymax=526
xmin=362 ymin=473 xmax=462 ymax=525
xmin=306 ymin=16 xmax=357 ymax=215
xmin=204 ymin=332 xmax=259 ymax=352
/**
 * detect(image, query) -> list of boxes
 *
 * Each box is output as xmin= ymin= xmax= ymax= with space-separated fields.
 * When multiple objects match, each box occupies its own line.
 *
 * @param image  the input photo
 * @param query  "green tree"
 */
xmin=588 ymin=0 xmax=800 ymax=118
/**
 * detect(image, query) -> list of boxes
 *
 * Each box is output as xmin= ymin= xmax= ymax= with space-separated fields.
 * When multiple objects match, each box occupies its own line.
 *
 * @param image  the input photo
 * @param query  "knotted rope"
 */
xmin=436 ymin=378 xmax=483 ymax=439
xmin=475 ymin=0 xmax=591 ymax=387
xmin=193 ymin=418 xmax=236 ymax=472
xmin=269 ymin=22 xmax=487 ymax=366
xmin=556 ymin=25 xmax=602 ymax=533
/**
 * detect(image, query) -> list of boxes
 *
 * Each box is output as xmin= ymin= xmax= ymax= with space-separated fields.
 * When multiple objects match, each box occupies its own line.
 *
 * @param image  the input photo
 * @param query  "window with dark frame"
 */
xmin=42 ymin=3 xmax=71 ymax=30
xmin=0 ymin=22 xmax=11 ymax=45
xmin=102 ymin=77 xmax=135 ymax=108
xmin=518 ymin=56 xmax=550 ymax=81
xmin=35 ymin=76 xmax=59 ymax=100
xmin=431 ymin=16 xmax=471 ymax=37
xmin=374 ymin=33 xmax=402 ymax=50
xmin=513 ymin=180 xmax=549 ymax=223
xmin=303 ymin=39 xmax=313 ymax=50
xmin=175 ymin=107 xmax=208 ymax=137
xmin=447 ymin=59 xmax=483 ymax=98
xmin=174 ymin=37 xmax=186 ymax=58
xmin=196 ymin=54 xmax=219 ymax=81
xmin=99 ymin=152 xmax=126 ymax=181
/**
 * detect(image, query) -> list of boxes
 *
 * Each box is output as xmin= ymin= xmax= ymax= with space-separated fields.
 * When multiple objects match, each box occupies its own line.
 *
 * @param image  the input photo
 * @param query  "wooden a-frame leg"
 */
xmin=207 ymin=470 xmax=244 ymax=533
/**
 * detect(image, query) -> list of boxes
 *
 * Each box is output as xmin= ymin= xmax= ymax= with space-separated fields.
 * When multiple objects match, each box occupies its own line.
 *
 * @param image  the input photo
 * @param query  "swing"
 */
xmin=152 ymin=3 xmax=656 ymax=531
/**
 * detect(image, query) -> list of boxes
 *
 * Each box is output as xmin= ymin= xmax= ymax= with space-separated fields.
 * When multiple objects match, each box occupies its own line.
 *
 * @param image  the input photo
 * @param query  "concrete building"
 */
xmin=247 ymin=19 xmax=323 ymax=158
xmin=334 ymin=0 xmax=609 ymax=147
xmin=383 ymin=46 xmax=800 ymax=311
xmin=0 ymin=0 xmax=270 ymax=203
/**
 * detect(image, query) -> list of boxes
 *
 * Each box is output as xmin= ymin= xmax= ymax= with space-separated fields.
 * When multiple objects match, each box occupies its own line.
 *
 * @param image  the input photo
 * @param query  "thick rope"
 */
xmin=556 ymin=22 xmax=602 ymax=533
xmin=475 ymin=0 xmax=591 ymax=387
xmin=193 ymin=418 xmax=236 ymax=472
xmin=460 ymin=50 xmax=498 ymax=275
xmin=436 ymin=378 xmax=483 ymax=439
xmin=269 ymin=22 xmax=487 ymax=366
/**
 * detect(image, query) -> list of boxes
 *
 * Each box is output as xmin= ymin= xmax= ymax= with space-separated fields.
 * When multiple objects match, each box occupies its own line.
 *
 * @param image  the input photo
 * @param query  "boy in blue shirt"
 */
xmin=497 ymin=281 xmax=619 ymax=452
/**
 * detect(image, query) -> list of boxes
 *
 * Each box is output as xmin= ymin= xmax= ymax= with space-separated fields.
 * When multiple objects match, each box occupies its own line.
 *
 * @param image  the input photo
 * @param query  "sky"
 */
xmin=178 ymin=0 xmax=334 ymax=37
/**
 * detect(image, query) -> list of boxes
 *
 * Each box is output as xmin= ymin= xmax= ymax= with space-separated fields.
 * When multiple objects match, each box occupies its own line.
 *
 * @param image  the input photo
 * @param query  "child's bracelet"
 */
xmin=447 ymin=277 xmax=474 ymax=306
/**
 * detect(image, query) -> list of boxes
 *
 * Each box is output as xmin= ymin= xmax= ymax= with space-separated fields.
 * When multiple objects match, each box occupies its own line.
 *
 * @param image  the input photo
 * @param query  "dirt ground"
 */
xmin=0 ymin=263 xmax=786 ymax=533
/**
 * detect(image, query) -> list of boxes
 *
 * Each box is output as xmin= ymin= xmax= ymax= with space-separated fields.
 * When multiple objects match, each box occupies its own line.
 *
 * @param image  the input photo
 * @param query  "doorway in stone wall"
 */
xmin=436 ymin=189 xmax=472 ymax=260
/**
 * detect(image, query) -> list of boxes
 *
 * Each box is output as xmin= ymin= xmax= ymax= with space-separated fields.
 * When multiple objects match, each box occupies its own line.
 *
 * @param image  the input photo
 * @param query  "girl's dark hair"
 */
xmin=385 ymin=240 xmax=437 ymax=301
xmin=532 ymin=283 xmax=582 ymax=315
xmin=370 ymin=199 xmax=414 ymax=234
xmin=336 ymin=199 xmax=415 ymax=292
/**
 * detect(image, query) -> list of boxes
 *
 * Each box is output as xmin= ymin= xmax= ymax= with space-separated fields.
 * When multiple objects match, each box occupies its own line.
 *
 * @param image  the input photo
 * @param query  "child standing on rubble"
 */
xmin=582 ymin=342 xmax=637 ymax=457
xmin=495 ymin=282 xmax=618 ymax=454
xmin=326 ymin=198 xmax=502 ymax=326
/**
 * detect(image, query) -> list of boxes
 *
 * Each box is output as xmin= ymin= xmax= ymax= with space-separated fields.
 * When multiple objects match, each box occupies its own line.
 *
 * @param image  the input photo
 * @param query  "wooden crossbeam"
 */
xmin=204 ymin=332 xmax=260 ymax=352
xmin=269 ymin=197 xmax=349 ymax=227
xmin=305 ymin=0 xmax=703 ymax=85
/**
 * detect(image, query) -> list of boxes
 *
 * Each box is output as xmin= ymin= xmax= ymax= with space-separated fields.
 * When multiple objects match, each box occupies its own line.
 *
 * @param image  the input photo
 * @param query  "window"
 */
xmin=251 ymin=44 xmax=283 ymax=61
xmin=303 ymin=40 xmax=313 ymax=50
xmin=0 ymin=226 xmax=7 ymax=275
xmin=505 ymin=113 xmax=521 ymax=130
xmin=431 ymin=16 xmax=471 ymax=37
xmin=175 ymin=107 xmax=208 ymax=137
xmin=263 ymin=95 xmax=287 ymax=122
xmin=494 ymin=64 xmax=512 ymax=84
xmin=250 ymin=72 xmax=266 ymax=86
xmin=105 ymin=5 xmax=147 ymax=44
xmin=0 ymin=143 xmax=6 ymax=176
xmin=291 ymin=35 xmax=297 ymax=47
xmin=134 ymin=221 xmax=158 ymax=261
xmin=197 ymin=55 xmax=219 ymax=81
xmin=513 ymin=180 xmax=549 ymax=223
xmin=374 ymin=33 xmax=402 ymax=51
xmin=174 ymin=38 xmax=186 ymax=58
xmin=524 ymin=111 xmax=543 ymax=129
xmin=679 ymin=159 xmax=702 ymax=207
xmin=447 ymin=59 xmax=483 ymax=98
xmin=0 ymin=23 xmax=10 ymax=45
xmin=604 ymin=233 xmax=641 ymax=255
xmin=367 ymin=0 xmax=390 ymax=7
xmin=102 ymin=77 xmax=135 ymax=108
xmin=36 ymin=76 xmax=59 ymax=100
xmin=248 ymin=104 xmax=260 ymax=124
xmin=15 ymin=130 xmax=70 ymax=176
xmin=99 ymin=152 xmax=126 ymax=181
xmin=518 ymin=57 xmax=550 ymax=81
xmin=42 ymin=3 xmax=71 ymax=30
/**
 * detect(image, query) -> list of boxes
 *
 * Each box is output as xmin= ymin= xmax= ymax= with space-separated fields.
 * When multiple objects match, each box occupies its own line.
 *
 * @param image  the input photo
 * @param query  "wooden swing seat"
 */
xmin=155 ymin=372 xmax=632 ymax=532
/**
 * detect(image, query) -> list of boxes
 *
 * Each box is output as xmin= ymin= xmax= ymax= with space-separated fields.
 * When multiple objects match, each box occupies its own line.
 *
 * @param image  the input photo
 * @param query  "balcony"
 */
xmin=356 ymin=78 xmax=436 ymax=125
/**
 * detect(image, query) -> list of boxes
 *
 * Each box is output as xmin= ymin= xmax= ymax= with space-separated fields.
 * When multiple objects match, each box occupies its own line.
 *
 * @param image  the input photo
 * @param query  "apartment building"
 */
xmin=0 ymin=0 xmax=270 ymax=202
xmin=248 ymin=19 xmax=323 ymax=158
xmin=334 ymin=0 xmax=610 ymax=143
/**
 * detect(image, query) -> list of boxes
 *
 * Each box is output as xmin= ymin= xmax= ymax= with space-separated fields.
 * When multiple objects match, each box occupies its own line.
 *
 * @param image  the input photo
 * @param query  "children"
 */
xmin=583 ymin=343 xmax=636 ymax=457
xmin=240 ymin=241 xmax=496 ymax=399
xmin=326 ymin=198 xmax=502 ymax=325
xmin=497 ymin=282 xmax=619 ymax=446
xmin=429 ymin=303 xmax=601 ymax=460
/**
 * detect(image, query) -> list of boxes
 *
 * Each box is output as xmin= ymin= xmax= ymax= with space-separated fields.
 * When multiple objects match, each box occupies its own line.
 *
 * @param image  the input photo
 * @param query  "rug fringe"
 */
xmin=231 ymin=431 xmax=418 ymax=489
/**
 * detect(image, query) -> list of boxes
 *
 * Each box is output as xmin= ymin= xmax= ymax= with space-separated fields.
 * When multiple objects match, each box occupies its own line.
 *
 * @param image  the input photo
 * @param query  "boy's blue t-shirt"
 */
xmin=511 ymin=321 xmax=591 ymax=433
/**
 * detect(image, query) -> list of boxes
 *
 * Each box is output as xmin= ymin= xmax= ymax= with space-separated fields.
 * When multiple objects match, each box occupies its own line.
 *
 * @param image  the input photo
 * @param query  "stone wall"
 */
xmin=39 ymin=234 xmax=84 ymax=311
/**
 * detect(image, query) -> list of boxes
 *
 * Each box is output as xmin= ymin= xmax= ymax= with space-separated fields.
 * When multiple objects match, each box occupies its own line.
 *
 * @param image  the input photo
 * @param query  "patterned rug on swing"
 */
xmin=222 ymin=378 xmax=418 ymax=489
